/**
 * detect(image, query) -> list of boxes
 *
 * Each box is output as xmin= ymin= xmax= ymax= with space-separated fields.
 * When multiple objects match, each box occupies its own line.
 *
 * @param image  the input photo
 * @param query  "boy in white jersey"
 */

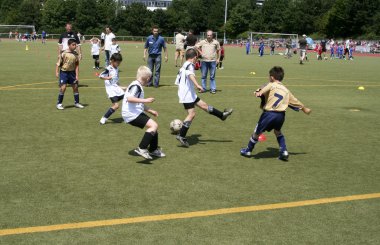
xmin=175 ymin=49 xmax=233 ymax=147
xmin=110 ymin=38 xmax=121 ymax=56
xmin=90 ymin=37 xmax=100 ymax=69
xmin=99 ymin=53 xmax=125 ymax=124
xmin=122 ymin=66 xmax=165 ymax=160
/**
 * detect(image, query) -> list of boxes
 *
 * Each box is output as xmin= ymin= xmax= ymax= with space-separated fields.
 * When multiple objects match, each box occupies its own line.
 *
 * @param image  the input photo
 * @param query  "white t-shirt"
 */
xmin=122 ymin=80 xmax=145 ymax=123
xmin=99 ymin=65 xmax=124 ymax=98
xmin=175 ymin=61 xmax=197 ymax=103
xmin=110 ymin=44 xmax=121 ymax=56
xmin=101 ymin=32 xmax=105 ymax=40
xmin=175 ymin=33 xmax=185 ymax=50
xmin=105 ymin=32 xmax=116 ymax=51
xmin=91 ymin=42 xmax=100 ymax=55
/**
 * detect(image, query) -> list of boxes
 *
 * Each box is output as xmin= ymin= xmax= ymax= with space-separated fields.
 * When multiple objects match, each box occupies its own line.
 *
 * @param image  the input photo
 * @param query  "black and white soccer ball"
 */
xmin=170 ymin=119 xmax=183 ymax=134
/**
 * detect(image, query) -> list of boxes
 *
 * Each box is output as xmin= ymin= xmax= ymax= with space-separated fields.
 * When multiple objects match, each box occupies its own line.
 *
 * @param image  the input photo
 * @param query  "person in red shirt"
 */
xmin=218 ymin=41 xmax=225 ymax=70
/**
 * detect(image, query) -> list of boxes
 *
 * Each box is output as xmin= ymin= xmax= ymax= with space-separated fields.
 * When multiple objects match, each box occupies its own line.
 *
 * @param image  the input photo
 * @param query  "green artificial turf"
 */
xmin=0 ymin=40 xmax=379 ymax=244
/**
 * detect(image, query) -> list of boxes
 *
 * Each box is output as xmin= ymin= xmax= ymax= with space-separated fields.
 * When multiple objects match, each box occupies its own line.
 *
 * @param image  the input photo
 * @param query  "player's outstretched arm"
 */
xmin=302 ymin=107 xmax=312 ymax=115
xmin=127 ymin=96 xmax=155 ymax=104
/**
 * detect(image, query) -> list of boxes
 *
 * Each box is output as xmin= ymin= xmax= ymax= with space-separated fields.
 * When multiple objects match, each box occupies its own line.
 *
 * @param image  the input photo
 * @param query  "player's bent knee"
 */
xmin=146 ymin=119 xmax=158 ymax=131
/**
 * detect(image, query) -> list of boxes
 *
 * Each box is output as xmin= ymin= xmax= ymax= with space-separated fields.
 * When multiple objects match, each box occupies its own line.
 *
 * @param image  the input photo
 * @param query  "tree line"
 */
xmin=0 ymin=0 xmax=379 ymax=39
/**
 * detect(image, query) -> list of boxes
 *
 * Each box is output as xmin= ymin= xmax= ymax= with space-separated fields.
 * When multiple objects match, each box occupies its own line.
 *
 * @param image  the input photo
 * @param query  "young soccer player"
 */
xmin=55 ymin=39 xmax=84 ymax=110
xmin=90 ymin=37 xmax=101 ymax=69
xmin=99 ymin=53 xmax=125 ymax=124
xmin=240 ymin=66 xmax=311 ymax=161
xmin=175 ymin=49 xmax=233 ymax=147
xmin=218 ymin=41 xmax=225 ymax=69
xmin=110 ymin=38 xmax=121 ymax=56
xmin=122 ymin=66 xmax=165 ymax=160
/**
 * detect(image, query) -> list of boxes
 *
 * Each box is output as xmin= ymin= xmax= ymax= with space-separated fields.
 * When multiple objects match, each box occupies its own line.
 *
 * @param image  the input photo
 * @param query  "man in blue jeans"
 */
xmin=143 ymin=26 xmax=168 ymax=88
xmin=195 ymin=30 xmax=221 ymax=94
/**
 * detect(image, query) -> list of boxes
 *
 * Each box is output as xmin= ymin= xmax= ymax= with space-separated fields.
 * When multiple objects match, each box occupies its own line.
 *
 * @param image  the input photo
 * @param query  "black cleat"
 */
xmin=279 ymin=151 xmax=289 ymax=161
xmin=176 ymin=135 xmax=190 ymax=147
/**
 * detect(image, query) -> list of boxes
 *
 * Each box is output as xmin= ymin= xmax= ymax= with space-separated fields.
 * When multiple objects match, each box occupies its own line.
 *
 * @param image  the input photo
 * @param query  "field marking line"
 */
xmin=0 ymin=193 xmax=379 ymax=237
xmin=1 ymin=84 xmax=380 ymax=91
xmin=0 ymin=76 xmax=375 ymax=90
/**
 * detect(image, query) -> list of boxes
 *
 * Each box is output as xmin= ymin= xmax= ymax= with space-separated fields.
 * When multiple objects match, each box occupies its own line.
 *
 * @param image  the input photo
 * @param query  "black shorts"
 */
xmin=220 ymin=55 xmax=225 ymax=61
xmin=129 ymin=113 xmax=150 ymax=129
xmin=322 ymin=47 xmax=327 ymax=52
xmin=93 ymin=55 xmax=99 ymax=60
xmin=110 ymin=95 xmax=124 ymax=103
xmin=183 ymin=97 xmax=200 ymax=110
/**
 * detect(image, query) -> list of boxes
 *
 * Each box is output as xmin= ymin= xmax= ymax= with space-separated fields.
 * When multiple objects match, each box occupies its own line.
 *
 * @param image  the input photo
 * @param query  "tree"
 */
xmin=225 ymin=0 xmax=254 ymax=37
xmin=40 ymin=0 xmax=77 ymax=33
xmin=75 ymin=0 xmax=99 ymax=34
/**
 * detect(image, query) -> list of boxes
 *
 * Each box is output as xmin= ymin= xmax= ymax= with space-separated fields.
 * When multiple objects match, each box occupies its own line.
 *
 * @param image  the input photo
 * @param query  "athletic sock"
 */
xmin=276 ymin=134 xmax=287 ymax=152
xmin=247 ymin=136 xmax=258 ymax=151
xmin=104 ymin=108 xmax=115 ymax=119
xmin=94 ymin=60 xmax=97 ymax=68
xmin=207 ymin=106 xmax=223 ymax=120
xmin=179 ymin=121 xmax=191 ymax=138
xmin=149 ymin=132 xmax=158 ymax=152
xmin=57 ymin=92 xmax=64 ymax=104
xmin=74 ymin=93 xmax=80 ymax=104
xmin=139 ymin=132 xmax=154 ymax=150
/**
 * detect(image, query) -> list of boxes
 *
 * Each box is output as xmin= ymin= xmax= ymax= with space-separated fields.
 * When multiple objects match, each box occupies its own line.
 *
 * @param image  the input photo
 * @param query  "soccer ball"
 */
xmin=170 ymin=119 xmax=183 ymax=134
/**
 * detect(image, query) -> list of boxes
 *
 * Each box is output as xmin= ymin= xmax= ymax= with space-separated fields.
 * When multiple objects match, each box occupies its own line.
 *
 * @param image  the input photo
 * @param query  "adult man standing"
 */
xmin=103 ymin=27 xmax=115 ymax=67
xmin=298 ymin=34 xmax=308 ymax=65
xmin=195 ymin=30 xmax=220 ymax=94
xmin=58 ymin=23 xmax=82 ymax=59
xmin=175 ymin=30 xmax=185 ymax=67
xmin=143 ymin=26 xmax=168 ymax=88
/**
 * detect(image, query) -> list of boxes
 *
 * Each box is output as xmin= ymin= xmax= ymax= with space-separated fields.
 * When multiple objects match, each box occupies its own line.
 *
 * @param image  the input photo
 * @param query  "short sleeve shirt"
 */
xmin=195 ymin=39 xmax=220 ymax=62
xmin=177 ymin=61 xmax=196 ymax=103
xmin=144 ymin=35 xmax=166 ymax=55
xmin=58 ymin=32 xmax=81 ymax=51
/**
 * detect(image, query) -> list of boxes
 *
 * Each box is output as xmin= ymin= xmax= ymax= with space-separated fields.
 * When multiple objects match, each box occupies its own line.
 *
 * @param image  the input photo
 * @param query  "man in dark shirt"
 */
xmin=58 ymin=23 xmax=82 ymax=60
xmin=320 ymin=39 xmax=327 ymax=59
xmin=298 ymin=34 xmax=308 ymax=65
xmin=185 ymin=30 xmax=197 ymax=50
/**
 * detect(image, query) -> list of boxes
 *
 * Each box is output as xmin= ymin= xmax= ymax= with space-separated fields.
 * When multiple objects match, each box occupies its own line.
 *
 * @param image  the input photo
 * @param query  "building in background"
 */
xmin=120 ymin=0 xmax=172 ymax=10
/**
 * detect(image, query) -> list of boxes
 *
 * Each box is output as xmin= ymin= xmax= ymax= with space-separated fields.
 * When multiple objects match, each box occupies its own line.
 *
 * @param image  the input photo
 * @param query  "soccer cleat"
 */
xmin=99 ymin=117 xmax=107 ymax=125
xmin=240 ymin=148 xmax=252 ymax=157
xmin=279 ymin=150 xmax=289 ymax=161
xmin=176 ymin=135 xmax=189 ymax=147
xmin=149 ymin=148 xmax=166 ymax=158
xmin=222 ymin=108 xmax=233 ymax=121
xmin=210 ymin=90 xmax=216 ymax=94
xmin=134 ymin=147 xmax=153 ymax=160
xmin=56 ymin=104 xmax=64 ymax=110
xmin=74 ymin=103 xmax=85 ymax=109
xmin=219 ymin=67 xmax=224 ymax=70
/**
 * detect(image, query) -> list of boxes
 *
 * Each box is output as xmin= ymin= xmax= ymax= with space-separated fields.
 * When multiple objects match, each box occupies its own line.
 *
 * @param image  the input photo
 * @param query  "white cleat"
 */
xmin=74 ymin=103 xmax=85 ymax=109
xmin=99 ymin=117 xmax=107 ymax=125
xmin=56 ymin=104 xmax=64 ymax=110
xmin=150 ymin=148 xmax=166 ymax=158
xmin=134 ymin=147 xmax=153 ymax=160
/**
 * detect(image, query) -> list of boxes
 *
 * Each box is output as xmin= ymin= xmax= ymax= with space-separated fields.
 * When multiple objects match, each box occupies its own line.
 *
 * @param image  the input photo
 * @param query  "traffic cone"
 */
xmin=25 ymin=45 xmax=29 ymax=51
xmin=258 ymin=134 xmax=267 ymax=142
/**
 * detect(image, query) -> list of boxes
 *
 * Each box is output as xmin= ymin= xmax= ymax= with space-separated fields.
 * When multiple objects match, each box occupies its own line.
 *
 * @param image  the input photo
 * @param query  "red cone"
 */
xmin=258 ymin=134 xmax=267 ymax=142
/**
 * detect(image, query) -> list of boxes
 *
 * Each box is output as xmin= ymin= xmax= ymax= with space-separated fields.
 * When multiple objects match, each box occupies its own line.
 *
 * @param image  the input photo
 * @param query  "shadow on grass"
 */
xmin=109 ymin=117 xmax=124 ymax=124
xmin=187 ymin=134 xmax=233 ymax=146
xmin=64 ymin=103 xmax=89 ymax=109
xmin=78 ymin=84 xmax=89 ymax=87
xmin=251 ymin=147 xmax=307 ymax=160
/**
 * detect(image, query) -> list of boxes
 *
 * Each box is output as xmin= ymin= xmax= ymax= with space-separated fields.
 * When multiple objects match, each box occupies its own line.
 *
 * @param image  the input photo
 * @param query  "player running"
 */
xmin=174 ymin=49 xmax=233 ymax=147
xmin=240 ymin=66 xmax=311 ymax=161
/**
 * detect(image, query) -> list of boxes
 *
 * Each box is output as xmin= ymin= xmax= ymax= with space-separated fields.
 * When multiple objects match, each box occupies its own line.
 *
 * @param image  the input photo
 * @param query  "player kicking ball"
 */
xmin=175 ymin=49 xmax=233 ymax=147
xmin=122 ymin=66 xmax=165 ymax=160
xmin=99 ymin=53 xmax=126 ymax=124
xmin=240 ymin=66 xmax=311 ymax=161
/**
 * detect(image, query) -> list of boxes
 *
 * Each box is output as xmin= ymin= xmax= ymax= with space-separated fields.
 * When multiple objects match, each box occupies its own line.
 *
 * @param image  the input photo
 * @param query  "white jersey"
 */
xmin=175 ymin=61 xmax=197 ymax=103
xmin=104 ymin=33 xmax=116 ymax=51
xmin=101 ymin=32 xmax=105 ymax=40
xmin=110 ymin=44 xmax=121 ymax=56
xmin=91 ymin=42 xmax=100 ymax=55
xmin=122 ymin=80 xmax=145 ymax=123
xmin=99 ymin=65 xmax=124 ymax=98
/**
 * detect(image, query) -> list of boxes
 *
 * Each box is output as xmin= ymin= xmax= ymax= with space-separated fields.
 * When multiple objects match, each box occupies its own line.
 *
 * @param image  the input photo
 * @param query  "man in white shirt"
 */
xmin=175 ymin=31 xmax=186 ymax=67
xmin=102 ymin=27 xmax=116 ymax=67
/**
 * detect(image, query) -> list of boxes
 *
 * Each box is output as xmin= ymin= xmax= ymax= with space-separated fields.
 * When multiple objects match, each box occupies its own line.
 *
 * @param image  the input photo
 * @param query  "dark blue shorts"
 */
xmin=59 ymin=71 xmax=77 ymax=86
xmin=254 ymin=111 xmax=285 ymax=134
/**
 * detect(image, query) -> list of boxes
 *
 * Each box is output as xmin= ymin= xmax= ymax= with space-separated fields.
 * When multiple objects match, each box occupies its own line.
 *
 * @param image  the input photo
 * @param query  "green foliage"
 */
xmin=0 ymin=0 xmax=379 ymax=39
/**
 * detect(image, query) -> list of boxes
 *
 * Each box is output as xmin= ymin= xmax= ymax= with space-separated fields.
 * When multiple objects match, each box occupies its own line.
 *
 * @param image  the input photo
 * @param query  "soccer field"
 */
xmin=0 ymin=40 xmax=379 ymax=244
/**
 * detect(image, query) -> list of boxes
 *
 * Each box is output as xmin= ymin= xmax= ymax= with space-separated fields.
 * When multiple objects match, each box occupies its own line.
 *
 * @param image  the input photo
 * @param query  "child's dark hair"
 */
xmin=219 ymin=40 xmax=224 ymax=46
xmin=269 ymin=66 xmax=285 ymax=81
xmin=185 ymin=49 xmax=197 ymax=60
xmin=112 ymin=38 xmax=116 ymax=42
xmin=67 ymin=39 xmax=77 ymax=46
xmin=110 ymin=53 xmax=123 ymax=62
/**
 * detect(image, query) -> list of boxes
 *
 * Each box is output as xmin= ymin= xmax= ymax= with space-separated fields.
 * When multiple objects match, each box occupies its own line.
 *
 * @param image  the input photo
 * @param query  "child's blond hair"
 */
xmin=137 ymin=66 xmax=152 ymax=80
